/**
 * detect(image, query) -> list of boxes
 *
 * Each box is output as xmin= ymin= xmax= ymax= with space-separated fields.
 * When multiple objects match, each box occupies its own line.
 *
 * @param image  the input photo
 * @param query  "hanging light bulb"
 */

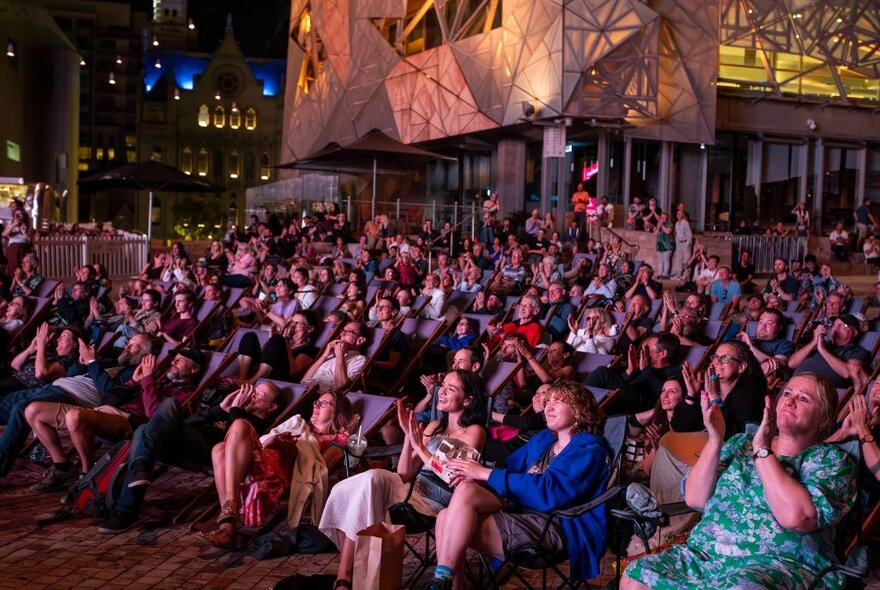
xmin=152 ymin=35 xmax=159 ymax=47
xmin=115 ymin=54 xmax=123 ymax=64
xmin=214 ymin=90 xmax=221 ymax=100
xmin=6 ymin=38 xmax=16 ymax=58
xmin=80 ymin=57 xmax=86 ymax=66
xmin=108 ymin=72 xmax=116 ymax=85
xmin=173 ymin=88 xmax=180 ymax=100
xmin=154 ymin=58 xmax=162 ymax=69
xmin=188 ymin=18 xmax=195 ymax=30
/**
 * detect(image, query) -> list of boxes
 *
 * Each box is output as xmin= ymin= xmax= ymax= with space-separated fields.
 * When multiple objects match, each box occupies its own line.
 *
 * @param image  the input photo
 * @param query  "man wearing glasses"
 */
xmin=542 ymin=282 xmax=575 ymax=341
xmin=486 ymin=294 xmax=543 ymax=350
xmin=302 ymin=321 xmax=368 ymax=392
xmin=788 ymin=313 xmax=869 ymax=388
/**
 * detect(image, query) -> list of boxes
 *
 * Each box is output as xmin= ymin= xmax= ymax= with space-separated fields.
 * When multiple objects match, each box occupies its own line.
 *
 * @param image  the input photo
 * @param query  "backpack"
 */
xmin=62 ymin=440 xmax=131 ymax=518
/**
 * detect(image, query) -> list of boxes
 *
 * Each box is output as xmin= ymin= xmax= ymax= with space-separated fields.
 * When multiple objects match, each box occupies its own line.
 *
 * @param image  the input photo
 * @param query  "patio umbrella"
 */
xmin=78 ymin=160 xmax=222 ymax=242
xmin=277 ymin=129 xmax=456 ymax=218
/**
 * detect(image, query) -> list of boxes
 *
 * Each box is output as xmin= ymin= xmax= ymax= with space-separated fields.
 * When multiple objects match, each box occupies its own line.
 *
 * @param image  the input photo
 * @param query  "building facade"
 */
xmin=280 ymin=0 xmax=880 ymax=233
xmin=137 ymin=9 xmax=285 ymax=240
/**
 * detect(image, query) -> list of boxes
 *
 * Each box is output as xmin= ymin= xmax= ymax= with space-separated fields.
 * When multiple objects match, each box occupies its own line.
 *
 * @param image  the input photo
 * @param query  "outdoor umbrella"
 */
xmin=277 ymin=129 xmax=456 ymax=218
xmin=78 ymin=160 xmax=222 ymax=242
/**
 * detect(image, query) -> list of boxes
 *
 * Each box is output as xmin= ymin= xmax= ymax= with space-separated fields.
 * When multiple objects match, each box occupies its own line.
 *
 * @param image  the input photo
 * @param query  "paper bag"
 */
xmin=353 ymin=522 xmax=405 ymax=590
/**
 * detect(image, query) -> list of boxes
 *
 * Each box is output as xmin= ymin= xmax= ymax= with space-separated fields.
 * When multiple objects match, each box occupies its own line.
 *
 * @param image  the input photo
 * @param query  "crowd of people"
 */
xmin=0 ymin=195 xmax=878 ymax=590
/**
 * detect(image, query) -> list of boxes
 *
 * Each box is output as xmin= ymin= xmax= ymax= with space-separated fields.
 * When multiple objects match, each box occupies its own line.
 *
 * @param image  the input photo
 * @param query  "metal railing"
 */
xmin=32 ymin=235 xmax=149 ymax=279
xmin=725 ymin=235 xmax=802 ymax=273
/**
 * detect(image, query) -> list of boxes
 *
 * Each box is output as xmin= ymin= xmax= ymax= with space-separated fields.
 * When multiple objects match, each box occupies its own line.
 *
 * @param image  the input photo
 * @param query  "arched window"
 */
xmin=260 ymin=152 xmax=270 ymax=180
xmin=197 ymin=148 xmax=209 ymax=176
xmin=181 ymin=147 xmax=193 ymax=175
xmin=198 ymin=104 xmax=209 ymax=127
xmin=229 ymin=104 xmax=241 ymax=129
xmin=228 ymin=151 xmax=240 ymax=179
xmin=213 ymin=106 xmax=225 ymax=128
xmin=245 ymin=107 xmax=257 ymax=130
xmin=244 ymin=151 xmax=255 ymax=184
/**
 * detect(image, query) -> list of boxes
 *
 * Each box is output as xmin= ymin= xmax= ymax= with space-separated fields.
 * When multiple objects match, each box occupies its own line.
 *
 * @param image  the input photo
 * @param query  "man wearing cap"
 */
xmin=24 ymin=347 xmax=205 ymax=492
xmin=789 ymin=313 xmax=869 ymax=388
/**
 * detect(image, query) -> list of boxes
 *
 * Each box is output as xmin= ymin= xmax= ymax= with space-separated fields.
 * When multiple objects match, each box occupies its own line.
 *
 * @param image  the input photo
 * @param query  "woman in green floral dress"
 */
xmin=622 ymin=372 xmax=857 ymax=590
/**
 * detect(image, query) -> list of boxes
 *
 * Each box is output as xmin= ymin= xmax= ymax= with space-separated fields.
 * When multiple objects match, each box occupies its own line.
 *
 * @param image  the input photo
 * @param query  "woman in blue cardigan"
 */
xmin=424 ymin=380 xmax=610 ymax=589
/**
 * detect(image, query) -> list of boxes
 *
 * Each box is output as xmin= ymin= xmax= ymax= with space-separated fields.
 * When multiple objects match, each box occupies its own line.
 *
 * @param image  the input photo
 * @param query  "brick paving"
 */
xmin=1 ymin=273 xmax=879 ymax=589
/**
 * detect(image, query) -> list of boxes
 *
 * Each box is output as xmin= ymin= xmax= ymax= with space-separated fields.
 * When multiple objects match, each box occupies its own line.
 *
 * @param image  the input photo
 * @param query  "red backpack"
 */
xmin=62 ymin=440 xmax=131 ymax=518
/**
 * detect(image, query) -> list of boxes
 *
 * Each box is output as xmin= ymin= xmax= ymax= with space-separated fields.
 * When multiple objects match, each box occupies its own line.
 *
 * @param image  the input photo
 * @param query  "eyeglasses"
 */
xmin=341 ymin=329 xmax=360 ymax=338
xmin=710 ymin=354 xmax=743 ymax=365
xmin=375 ymin=304 xmax=394 ymax=310
xmin=313 ymin=399 xmax=335 ymax=409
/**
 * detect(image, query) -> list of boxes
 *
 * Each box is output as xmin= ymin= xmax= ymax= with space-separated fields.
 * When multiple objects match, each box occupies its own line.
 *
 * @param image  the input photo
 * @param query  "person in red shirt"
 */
xmin=487 ymin=295 xmax=543 ymax=350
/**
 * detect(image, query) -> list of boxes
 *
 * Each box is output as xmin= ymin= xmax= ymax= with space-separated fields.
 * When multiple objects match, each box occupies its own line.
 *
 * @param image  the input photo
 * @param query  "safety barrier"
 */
xmin=32 ymin=235 xmax=149 ymax=279
xmin=726 ymin=235 xmax=803 ymax=273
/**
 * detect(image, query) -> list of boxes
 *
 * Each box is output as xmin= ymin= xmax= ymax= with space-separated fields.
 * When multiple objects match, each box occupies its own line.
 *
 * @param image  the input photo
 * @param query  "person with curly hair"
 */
xmin=424 ymin=380 xmax=610 ymax=590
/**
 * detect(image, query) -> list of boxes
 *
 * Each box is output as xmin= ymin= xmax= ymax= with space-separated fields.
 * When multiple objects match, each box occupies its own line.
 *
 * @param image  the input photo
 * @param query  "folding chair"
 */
xmin=680 ymin=345 xmax=708 ymax=370
xmin=571 ymin=352 xmax=617 ymax=383
xmin=34 ymin=279 xmax=61 ymax=298
xmin=460 ymin=313 xmax=494 ymax=346
xmin=332 ymin=391 xmax=399 ymax=476
xmin=387 ymin=318 xmax=446 ymax=394
xmin=219 ymin=326 xmax=271 ymax=354
xmin=308 ymin=295 xmax=343 ymax=320
xmin=445 ymin=290 xmax=477 ymax=315
xmin=8 ymin=296 xmax=51 ymax=351
xmin=323 ymin=283 xmax=347 ymax=296
xmin=313 ymin=320 xmax=340 ymax=353
xmin=476 ymin=415 xmax=629 ymax=590
xmin=481 ymin=359 xmax=523 ymax=400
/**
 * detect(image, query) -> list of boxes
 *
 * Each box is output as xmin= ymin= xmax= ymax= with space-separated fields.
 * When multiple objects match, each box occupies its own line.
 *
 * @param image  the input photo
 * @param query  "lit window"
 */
xmin=107 ymin=148 xmax=115 ymax=160
xmin=181 ymin=147 xmax=193 ymax=175
xmin=198 ymin=104 xmax=209 ymax=127
xmin=78 ymin=162 xmax=89 ymax=171
xmin=230 ymin=104 xmax=240 ymax=129
xmin=96 ymin=147 xmax=104 ymax=160
xmin=260 ymin=152 xmax=270 ymax=180
xmin=197 ymin=148 xmax=209 ymax=176
xmin=78 ymin=146 xmax=90 ymax=160
xmin=228 ymin=151 xmax=240 ymax=179
xmin=150 ymin=147 xmax=162 ymax=162
xmin=213 ymin=105 xmax=225 ymax=128
xmin=127 ymin=150 xmax=137 ymax=163
xmin=245 ymin=107 xmax=257 ymax=130
xmin=125 ymin=135 xmax=136 ymax=149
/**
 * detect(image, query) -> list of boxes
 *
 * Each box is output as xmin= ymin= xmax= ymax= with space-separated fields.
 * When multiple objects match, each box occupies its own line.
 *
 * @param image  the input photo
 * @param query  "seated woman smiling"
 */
xmin=622 ymin=372 xmax=857 ymax=590
xmin=425 ymin=381 xmax=610 ymax=590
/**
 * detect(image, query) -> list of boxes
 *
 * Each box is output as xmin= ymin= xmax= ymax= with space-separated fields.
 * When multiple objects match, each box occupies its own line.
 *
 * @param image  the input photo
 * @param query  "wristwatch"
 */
xmin=861 ymin=434 xmax=876 ymax=445
xmin=753 ymin=447 xmax=774 ymax=460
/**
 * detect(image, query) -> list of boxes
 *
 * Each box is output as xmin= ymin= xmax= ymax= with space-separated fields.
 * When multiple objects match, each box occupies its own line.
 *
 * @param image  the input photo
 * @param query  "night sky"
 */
xmin=108 ymin=0 xmax=290 ymax=58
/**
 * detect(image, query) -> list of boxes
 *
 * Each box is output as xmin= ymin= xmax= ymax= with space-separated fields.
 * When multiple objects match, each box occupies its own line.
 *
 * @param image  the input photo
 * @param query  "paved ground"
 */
xmin=1 ymin=273 xmax=879 ymax=589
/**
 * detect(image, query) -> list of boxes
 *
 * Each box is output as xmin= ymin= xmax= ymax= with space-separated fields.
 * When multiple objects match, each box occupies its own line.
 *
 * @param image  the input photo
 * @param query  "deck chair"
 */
xmin=857 ymin=331 xmax=880 ymax=360
xmin=445 ymin=290 xmax=477 ymax=315
xmin=461 ymin=313 xmax=495 ymax=345
xmin=180 ymin=351 xmax=237 ymax=412
xmin=476 ymin=415 xmax=629 ymax=590
xmin=312 ymin=320 xmax=340 ymax=353
xmin=848 ymin=296 xmax=867 ymax=315
xmin=34 ymin=279 xmax=61 ymax=298
xmin=706 ymin=301 xmax=728 ymax=321
xmin=8 ymin=296 xmax=51 ymax=350
xmin=571 ymin=352 xmax=617 ymax=384
xmin=479 ymin=270 xmax=497 ymax=288
xmin=387 ymin=318 xmax=447 ymax=394
xmin=219 ymin=326 xmax=271 ymax=354
xmin=702 ymin=320 xmax=728 ymax=344
xmin=309 ymin=295 xmax=343 ymax=320
xmin=680 ymin=345 xmax=708 ymax=370
xmin=481 ymin=359 xmax=523 ymax=400
xmin=323 ymin=283 xmax=347 ymax=296
xmin=333 ymin=391 xmax=399 ymax=476
xmin=744 ymin=320 xmax=798 ymax=342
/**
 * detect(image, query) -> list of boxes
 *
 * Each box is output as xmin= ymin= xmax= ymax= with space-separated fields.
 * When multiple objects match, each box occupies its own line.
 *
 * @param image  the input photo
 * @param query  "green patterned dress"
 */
xmin=624 ymin=433 xmax=856 ymax=589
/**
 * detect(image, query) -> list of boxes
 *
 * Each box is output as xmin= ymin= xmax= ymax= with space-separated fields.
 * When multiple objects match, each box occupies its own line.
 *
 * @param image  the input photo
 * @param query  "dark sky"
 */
xmin=110 ymin=0 xmax=290 ymax=58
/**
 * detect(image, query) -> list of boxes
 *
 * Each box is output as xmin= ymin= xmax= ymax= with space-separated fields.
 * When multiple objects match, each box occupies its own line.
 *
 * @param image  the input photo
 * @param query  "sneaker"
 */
xmin=97 ymin=511 xmax=138 ymax=534
xmin=424 ymin=578 xmax=452 ymax=590
xmin=126 ymin=460 xmax=152 ymax=488
xmin=30 ymin=464 xmax=79 ymax=493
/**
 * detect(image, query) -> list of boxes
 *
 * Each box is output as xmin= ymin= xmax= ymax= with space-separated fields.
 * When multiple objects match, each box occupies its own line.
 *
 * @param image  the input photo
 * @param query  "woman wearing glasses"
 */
xmin=199 ymin=390 xmax=357 ymax=549
xmin=674 ymin=340 xmax=766 ymax=438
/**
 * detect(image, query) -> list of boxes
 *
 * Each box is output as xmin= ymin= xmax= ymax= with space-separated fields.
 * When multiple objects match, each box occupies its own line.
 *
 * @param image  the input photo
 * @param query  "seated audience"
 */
xmin=789 ymin=314 xmax=869 ymax=389
xmin=301 ymin=321 xmax=368 ymax=392
xmin=736 ymin=309 xmax=794 ymax=377
xmin=622 ymin=373 xmax=855 ymax=590
xmin=567 ymin=308 xmax=619 ymax=354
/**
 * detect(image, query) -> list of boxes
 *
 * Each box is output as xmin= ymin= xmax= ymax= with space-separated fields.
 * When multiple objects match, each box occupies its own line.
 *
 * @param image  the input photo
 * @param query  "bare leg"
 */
xmin=619 ymin=576 xmax=651 ymax=590
xmin=246 ymin=363 xmax=273 ymax=384
xmin=336 ymin=536 xmax=356 ymax=582
xmin=237 ymin=357 xmax=252 ymax=381
xmin=25 ymin=403 xmax=67 ymax=464
xmin=211 ymin=442 xmax=228 ymax=506
xmin=65 ymin=409 xmax=96 ymax=470
xmin=222 ymin=419 xmax=256 ymax=508
xmin=435 ymin=480 xmax=505 ymax=573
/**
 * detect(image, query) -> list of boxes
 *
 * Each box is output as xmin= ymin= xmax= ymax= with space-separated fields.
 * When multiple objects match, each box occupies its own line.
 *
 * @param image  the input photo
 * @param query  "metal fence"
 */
xmin=726 ymin=235 xmax=804 ymax=273
xmin=33 ymin=235 xmax=149 ymax=279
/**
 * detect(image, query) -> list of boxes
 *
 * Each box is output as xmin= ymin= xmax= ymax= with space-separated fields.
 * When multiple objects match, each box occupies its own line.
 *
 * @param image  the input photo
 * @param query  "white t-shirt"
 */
xmin=304 ymin=351 xmax=367 ymax=392
xmin=830 ymin=229 xmax=848 ymax=244
xmin=52 ymin=375 xmax=103 ymax=407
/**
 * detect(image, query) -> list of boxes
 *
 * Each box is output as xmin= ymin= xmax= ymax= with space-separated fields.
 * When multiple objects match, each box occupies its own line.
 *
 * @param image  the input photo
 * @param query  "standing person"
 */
xmin=655 ymin=212 xmax=675 ymax=280
xmin=854 ymin=199 xmax=878 ymax=247
xmin=571 ymin=183 xmax=590 ymax=232
xmin=3 ymin=203 xmax=32 ymax=277
xmin=671 ymin=210 xmax=693 ymax=280
xmin=733 ymin=250 xmax=756 ymax=294
xmin=597 ymin=196 xmax=614 ymax=228
xmin=791 ymin=202 xmax=811 ymax=260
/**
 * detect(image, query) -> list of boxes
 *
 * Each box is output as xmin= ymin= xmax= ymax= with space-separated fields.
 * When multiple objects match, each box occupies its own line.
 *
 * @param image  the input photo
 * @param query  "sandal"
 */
xmin=197 ymin=527 xmax=237 ymax=550
xmin=217 ymin=500 xmax=239 ymax=525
